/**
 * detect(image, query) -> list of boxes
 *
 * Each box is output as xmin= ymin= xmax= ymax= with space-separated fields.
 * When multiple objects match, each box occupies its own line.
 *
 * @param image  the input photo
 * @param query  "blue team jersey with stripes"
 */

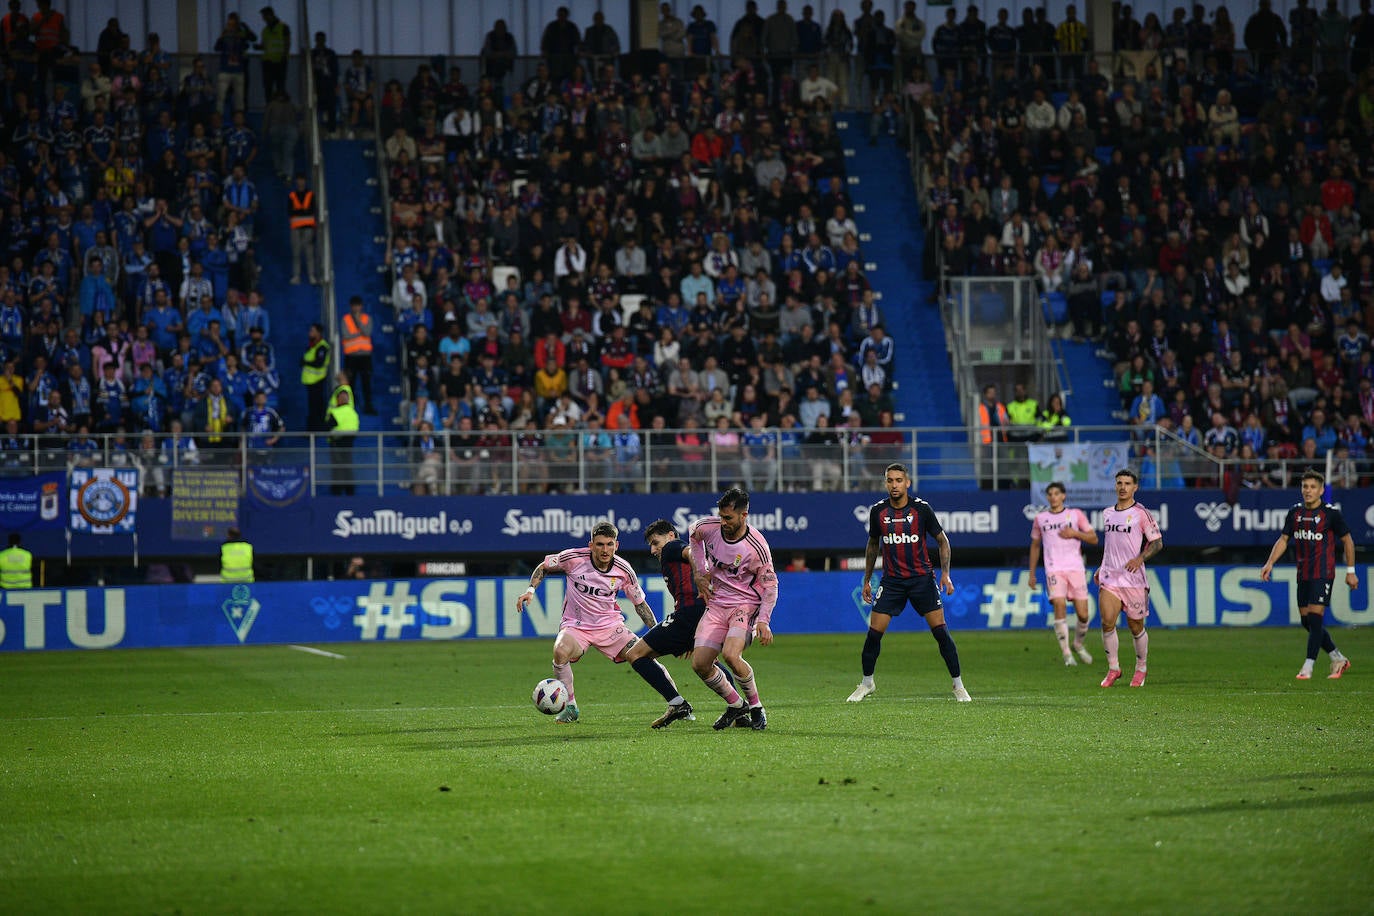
xmin=868 ymin=496 xmax=943 ymax=579
xmin=1283 ymin=503 xmax=1349 ymax=582
xmin=657 ymin=538 xmax=706 ymax=623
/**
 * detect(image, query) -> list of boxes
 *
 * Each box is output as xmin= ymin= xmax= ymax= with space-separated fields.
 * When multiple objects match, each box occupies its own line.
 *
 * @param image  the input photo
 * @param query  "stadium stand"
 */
xmin=2 ymin=2 xmax=1372 ymax=499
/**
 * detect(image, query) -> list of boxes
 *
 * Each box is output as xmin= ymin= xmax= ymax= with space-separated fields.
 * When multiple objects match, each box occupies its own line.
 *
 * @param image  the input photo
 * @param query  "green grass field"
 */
xmin=2 ymin=628 xmax=1372 ymax=915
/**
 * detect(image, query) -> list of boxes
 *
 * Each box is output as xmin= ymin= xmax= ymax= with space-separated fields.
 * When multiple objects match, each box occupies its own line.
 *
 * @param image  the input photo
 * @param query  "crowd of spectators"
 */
xmin=0 ymin=6 xmax=307 ymax=491
xmin=377 ymin=5 xmax=911 ymax=494
xmin=919 ymin=1 xmax=1374 ymax=489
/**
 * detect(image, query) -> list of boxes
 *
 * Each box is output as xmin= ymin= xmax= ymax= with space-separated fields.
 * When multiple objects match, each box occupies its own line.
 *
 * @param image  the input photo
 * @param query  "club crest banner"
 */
xmin=69 ymin=467 xmax=139 ymax=534
xmin=245 ymin=464 xmax=311 ymax=511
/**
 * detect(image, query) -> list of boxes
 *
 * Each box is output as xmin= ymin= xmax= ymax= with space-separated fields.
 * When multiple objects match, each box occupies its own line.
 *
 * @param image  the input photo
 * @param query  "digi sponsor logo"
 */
xmin=1025 ymin=502 xmax=1172 ymax=532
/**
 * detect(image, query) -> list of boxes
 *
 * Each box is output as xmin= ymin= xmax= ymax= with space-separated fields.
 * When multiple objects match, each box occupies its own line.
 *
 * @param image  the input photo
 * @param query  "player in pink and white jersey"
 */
xmin=689 ymin=487 xmax=778 ymax=731
xmin=1029 ymin=482 xmax=1099 ymax=667
xmin=515 ymin=521 xmax=660 ymax=723
xmin=1095 ymin=469 xmax=1163 ymax=688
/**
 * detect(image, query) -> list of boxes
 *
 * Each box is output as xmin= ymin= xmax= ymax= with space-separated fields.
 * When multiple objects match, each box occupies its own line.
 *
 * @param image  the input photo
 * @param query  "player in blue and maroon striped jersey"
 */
xmin=622 ymin=519 xmax=738 ymax=730
xmin=1261 ymin=470 xmax=1359 ymax=681
xmin=849 ymin=463 xmax=970 ymax=703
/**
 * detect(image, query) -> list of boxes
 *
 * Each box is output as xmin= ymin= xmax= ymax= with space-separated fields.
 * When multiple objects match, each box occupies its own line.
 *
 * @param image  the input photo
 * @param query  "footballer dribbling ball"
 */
xmin=532 ymin=678 xmax=568 ymax=715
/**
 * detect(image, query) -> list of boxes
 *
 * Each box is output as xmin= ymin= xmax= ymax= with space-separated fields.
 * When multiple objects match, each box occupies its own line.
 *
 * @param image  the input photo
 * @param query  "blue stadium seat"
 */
xmin=1093 ymin=146 xmax=1113 ymax=165
xmin=1313 ymin=258 xmax=1333 ymax=275
xmin=1050 ymin=92 xmax=1069 ymax=109
xmin=817 ymin=177 xmax=832 ymax=196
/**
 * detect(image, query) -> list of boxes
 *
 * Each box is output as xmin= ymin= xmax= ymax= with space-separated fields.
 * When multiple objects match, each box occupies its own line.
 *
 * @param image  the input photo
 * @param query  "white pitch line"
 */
xmin=287 ymin=645 xmax=347 ymax=660
xmin=284 ymin=645 xmax=346 ymax=659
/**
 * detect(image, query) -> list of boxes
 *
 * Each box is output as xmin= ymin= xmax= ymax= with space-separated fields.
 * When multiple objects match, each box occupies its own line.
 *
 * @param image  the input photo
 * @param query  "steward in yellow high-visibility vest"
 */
xmin=0 ymin=532 xmax=33 ymax=588
xmin=301 ymin=322 xmax=331 ymax=431
xmin=220 ymin=527 xmax=255 ymax=583
xmin=328 ymin=371 xmax=360 ymax=496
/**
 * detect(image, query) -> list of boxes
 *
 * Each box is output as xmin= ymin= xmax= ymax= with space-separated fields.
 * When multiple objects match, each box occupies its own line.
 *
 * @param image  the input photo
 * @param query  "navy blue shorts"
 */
xmin=872 ymin=575 xmax=943 ymax=618
xmin=641 ymin=607 xmax=705 ymax=656
xmin=1296 ymin=579 xmax=1333 ymax=608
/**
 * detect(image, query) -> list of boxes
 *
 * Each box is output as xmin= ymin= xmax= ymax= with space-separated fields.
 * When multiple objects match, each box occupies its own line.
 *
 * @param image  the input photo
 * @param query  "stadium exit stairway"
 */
xmin=322 ymin=139 xmax=398 ymax=437
xmin=1058 ymin=341 xmax=1119 ymax=427
xmin=247 ymin=154 xmax=315 ymax=427
xmin=839 ymin=117 xmax=968 ymax=489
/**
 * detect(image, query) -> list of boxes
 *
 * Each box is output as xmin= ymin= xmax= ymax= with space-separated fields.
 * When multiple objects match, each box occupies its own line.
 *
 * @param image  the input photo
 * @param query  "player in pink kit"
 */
xmin=515 ymin=521 xmax=659 ymax=723
xmin=1095 ymin=469 xmax=1164 ymax=688
xmin=1029 ymin=482 xmax=1099 ymax=666
xmin=689 ymin=487 xmax=778 ymax=731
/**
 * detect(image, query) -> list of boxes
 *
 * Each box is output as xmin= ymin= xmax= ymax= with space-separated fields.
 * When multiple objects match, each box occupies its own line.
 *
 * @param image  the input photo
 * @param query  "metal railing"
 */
xmin=299 ymin=5 xmax=339 ymax=372
xmin=3 ymin=423 xmax=1339 ymax=497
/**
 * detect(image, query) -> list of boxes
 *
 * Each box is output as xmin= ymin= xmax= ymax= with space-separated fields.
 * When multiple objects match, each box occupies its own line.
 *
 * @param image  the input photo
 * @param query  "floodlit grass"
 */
xmin=1 ymin=628 xmax=1371 ymax=914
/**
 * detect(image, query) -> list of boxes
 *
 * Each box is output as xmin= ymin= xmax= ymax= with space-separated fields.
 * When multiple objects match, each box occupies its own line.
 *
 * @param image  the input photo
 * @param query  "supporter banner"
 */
xmin=0 ymin=472 xmax=64 ymax=532
xmin=21 ymin=486 xmax=1374 ymax=558
xmin=171 ymin=469 xmax=240 ymax=540
xmin=2 ymin=566 xmax=1368 ymax=651
xmin=245 ymin=465 xmax=311 ymax=512
xmin=1028 ymin=443 xmax=1130 ymax=506
xmin=68 ymin=468 xmax=138 ymax=535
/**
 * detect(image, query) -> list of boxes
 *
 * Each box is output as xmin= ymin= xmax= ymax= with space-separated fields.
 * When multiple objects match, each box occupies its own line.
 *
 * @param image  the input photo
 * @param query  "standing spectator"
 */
xmin=1 ymin=1 xmax=27 ymax=49
xmin=258 ymin=6 xmax=291 ymax=101
xmin=213 ymin=13 xmax=255 ymax=117
xmin=763 ymin=0 xmax=799 ymax=87
xmin=262 ymin=90 xmax=300 ymax=182
xmin=1244 ymin=0 xmax=1288 ymax=72
xmin=341 ymin=296 xmax=376 ymax=415
xmin=311 ymin=32 xmax=340 ymax=134
xmin=1290 ymin=0 xmax=1318 ymax=67
xmin=931 ymin=8 xmax=960 ymax=78
xmin=1055 ymin=4 xmax=1088 ymax=84
xmin=31 ymin=0 xmax=68 ymax=99
xmin=660 ymin=3 xmax=686 ymax=60
xmin=731 ymin=1 xmax=766 ymax=63
xmin=895 ymin=1 xmax=926 ymax=84
xmin=823 ymin=9 xmax=853 ymax=108
xmin=287 ymin=173 xmax=317 ymax=285
xmin=863 ymin=11 xmax=896 ymax=103
xmin=481 ymin=19 xmax=518 ymax=88
xmin=542 ymin=6 xmax=582 ymax=83
xmin=582 ymin=11 xmax=621 ymax=71
xmin=686 ymin=5 xmax=720 ymax=78
xmin=343 ymin=50 xmax=375 ymax=137
xmin=1317 ymin=0 xmax=1349 ymax=71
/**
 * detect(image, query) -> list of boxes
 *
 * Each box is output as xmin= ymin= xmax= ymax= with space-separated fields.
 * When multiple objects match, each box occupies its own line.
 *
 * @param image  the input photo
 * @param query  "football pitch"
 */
xmin=2 ymin=628 xmax=1371 ymax=914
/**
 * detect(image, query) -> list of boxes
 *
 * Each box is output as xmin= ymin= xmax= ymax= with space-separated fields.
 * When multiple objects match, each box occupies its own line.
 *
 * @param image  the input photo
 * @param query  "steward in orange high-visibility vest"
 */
xmin=288 ymin=173 xmax=318 ymax=285
xmin=340 ymin=296 xmax=375 ymax=414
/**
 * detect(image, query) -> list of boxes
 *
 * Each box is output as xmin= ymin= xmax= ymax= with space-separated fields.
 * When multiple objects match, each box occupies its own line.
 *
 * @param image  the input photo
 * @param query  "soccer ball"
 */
xmin=532 ymin=678 xmax=568 ymax=715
